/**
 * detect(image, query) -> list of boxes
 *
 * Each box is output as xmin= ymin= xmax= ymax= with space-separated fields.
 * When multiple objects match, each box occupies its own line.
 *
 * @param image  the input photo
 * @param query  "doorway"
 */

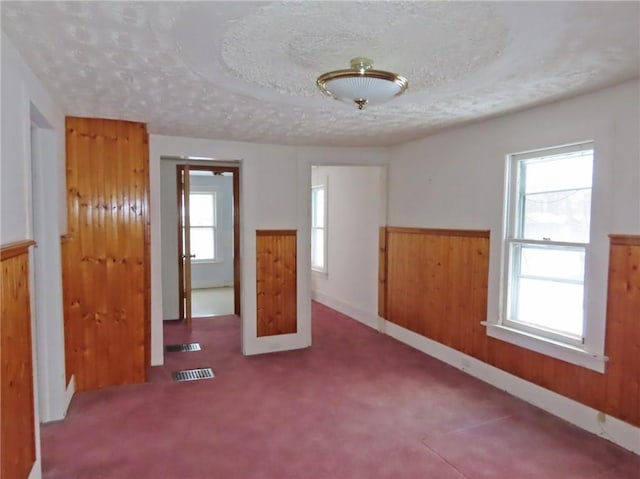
xmin=177 ymin=164 xmax=240 ymax=325
xmin=160 ymin=162 xmax=240 ymax=329
xmin=310 ymin=165 xmax=386 ymax=332
xmin=28 ymin=107 xmax=69 ymax=423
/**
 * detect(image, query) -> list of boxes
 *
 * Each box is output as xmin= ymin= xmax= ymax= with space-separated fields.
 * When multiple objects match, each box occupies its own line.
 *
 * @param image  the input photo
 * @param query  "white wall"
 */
xmin=159 ymin=160 xmax=180 ymax=319
xmin=388 ymin=79 xmax=640 ymax=362
xmin=1 ymin=34 xmax=66 ymax=241
xmin=160 ymin=163 xmax=234 ymax=320
xmin=149 ymin=135 xmax=389 ymax=364
xmin=311 ymin=166 xmax=384 ymax=327
xmin=190 ymin=174 xmax=234 ymax=289
xmin=1 ymin=32 xmax=70 ymax=479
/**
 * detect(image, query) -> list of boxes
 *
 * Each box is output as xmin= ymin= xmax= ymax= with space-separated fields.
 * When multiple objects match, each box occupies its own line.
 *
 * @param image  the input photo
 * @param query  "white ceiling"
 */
xmin=2 ymin=1 xmax=638 ymax=147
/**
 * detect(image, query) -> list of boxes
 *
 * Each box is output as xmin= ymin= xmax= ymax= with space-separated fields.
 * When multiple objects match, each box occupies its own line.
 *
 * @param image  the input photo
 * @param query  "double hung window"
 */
xmin=311 ymin=185 xmax=327 ymax=272
xmin=503 ymin=142 xmax=594 ymax=344
xmin=187 ymin=190 xmax=217 ymax=262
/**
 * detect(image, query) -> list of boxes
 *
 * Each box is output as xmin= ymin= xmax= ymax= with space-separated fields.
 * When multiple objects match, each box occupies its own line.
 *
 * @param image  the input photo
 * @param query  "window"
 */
xmin=502 ymin=142 xmax=594 ymax=345
xmin=311 ymin=185 xmax=327 ymax=272
xmin=185 ymin=190 xmax=217 ymax=262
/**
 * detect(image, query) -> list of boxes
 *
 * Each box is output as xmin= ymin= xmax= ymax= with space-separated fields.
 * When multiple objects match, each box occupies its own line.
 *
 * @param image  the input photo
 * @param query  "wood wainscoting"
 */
xmin=378 ymin=227 xmax=387 ymax=318
xmin=1 ymin=240 xmax=37 ymax=479
xmin=256 ymin=230 xmax=297 ymax=337
xmin=382 ymin=227 xmax=640 ymax=427
xmin=604 ymin=235 xmax=640 ymax=423
xmin=62 ymin=117 xmax=150 ymax=391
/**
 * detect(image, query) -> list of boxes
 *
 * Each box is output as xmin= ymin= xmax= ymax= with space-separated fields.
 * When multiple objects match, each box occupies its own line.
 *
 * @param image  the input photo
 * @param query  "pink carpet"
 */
xmin=41 ymin=302 xmax=639 ymax=478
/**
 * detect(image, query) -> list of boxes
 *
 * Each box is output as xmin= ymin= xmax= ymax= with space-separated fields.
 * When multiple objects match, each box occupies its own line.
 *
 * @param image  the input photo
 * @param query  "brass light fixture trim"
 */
xmin=316 ymin=57 xmax=409 ymax=110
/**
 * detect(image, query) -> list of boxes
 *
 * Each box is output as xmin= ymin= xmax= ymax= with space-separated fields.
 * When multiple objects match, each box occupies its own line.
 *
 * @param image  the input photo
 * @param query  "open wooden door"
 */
xmin=177 ymin=164 xmax=241 ymax=321
xmin=177 ymin=165 xmax=194 ymax=329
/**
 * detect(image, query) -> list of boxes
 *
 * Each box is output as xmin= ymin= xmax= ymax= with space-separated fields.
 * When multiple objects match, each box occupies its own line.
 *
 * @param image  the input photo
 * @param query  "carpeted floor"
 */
xmin=41 ymin=302 xmax=639 ymax=479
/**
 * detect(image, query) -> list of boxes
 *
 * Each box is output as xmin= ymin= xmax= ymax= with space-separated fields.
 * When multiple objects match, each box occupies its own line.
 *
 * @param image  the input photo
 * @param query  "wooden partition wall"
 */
xmin=62 ymin=117 xmax=150 ymax=391
xmin=382 ymin=227 xmax=640 ymax=427
xmin=256 ymin=230 xmax=297 ymax=337
xmin=1 ymin=241 xmax=37 ymax=479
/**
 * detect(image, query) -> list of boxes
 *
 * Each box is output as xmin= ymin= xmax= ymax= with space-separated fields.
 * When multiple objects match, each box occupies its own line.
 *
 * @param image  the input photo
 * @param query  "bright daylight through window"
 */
xmin=503 ymin=142 xmax=594 ymax=344
xmin=311 ymin=185 xmax=326 ymax=272
xmin=187 ymin=191 xmax=217 ymax=262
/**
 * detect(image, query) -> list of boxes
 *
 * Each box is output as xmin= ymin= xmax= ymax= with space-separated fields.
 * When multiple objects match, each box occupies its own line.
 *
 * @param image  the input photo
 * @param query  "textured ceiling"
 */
xmin=2 ymin=1 xmax=638 ymax=147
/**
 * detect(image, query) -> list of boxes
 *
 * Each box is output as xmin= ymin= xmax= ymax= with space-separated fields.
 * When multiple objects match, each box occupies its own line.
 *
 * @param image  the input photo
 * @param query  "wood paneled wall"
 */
xmin=604 ymin=235 xmax=640 ymax=424
xmin=62 ymin=117 xmax=150 ymax=391
xmin=383 ymin=227 xmax=640 ymax=427
xmin=1 ymin=241 xmax=36 ymax=479
xmin=256 ymin=230 xmax=297 ymax=337
xmin=378 ymin=227 xmax=387 ymax=318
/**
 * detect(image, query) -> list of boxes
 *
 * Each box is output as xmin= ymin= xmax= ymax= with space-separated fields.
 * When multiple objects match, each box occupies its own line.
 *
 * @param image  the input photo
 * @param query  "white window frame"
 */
xmin=311 ymin=184 xmax=328 ymax=274
xmin=187 ymin=188 xmax=218 ymax=264
xmin=484 ymin=141 xmax=608 ymax=373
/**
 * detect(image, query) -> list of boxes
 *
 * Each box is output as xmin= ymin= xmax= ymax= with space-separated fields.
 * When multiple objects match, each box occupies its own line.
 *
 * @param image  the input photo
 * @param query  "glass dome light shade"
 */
xmin=316 ymin=59 xmax=408 ymax=110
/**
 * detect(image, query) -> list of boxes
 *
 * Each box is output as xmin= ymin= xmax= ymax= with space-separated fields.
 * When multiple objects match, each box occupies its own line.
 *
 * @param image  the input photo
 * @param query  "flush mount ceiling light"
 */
xmin=316 ymin=57 xmax=408 ymax=110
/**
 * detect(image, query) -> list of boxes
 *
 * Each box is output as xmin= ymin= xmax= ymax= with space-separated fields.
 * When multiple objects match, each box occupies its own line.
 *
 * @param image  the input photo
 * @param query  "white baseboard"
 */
xmin=312 ymin=291 xmax=380 ymax=331
xmin=28 ymin=459 xmax=42 ymax=479
xmin=384 ymin=320 xmax=640 ymax=454
xmin=243 ymin=334 xmax=310 ymax=356
xmin=64 ymin=375 xmax=75 ymax=416
xmin=192 ymin=282 xmax=233 ymax=289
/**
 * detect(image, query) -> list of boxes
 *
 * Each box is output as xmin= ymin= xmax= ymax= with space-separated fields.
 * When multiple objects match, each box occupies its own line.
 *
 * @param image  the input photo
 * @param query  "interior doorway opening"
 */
xmin=160 ymin=160 xmax=240 ymax=329
xmin=28 ymin=105 xmax=69 ymax=425
xmin=309 ymin=165 xmax=386 ymax=333
xmin=177 ymin=165 xmax=239 ymax=324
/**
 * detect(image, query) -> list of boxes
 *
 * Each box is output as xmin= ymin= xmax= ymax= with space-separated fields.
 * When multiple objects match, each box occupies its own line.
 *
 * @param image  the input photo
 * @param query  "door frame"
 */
xmin=28 ymin=108 xmax=70 ymax=423
xmin=176 ymin=164 xmax=241 ymax=318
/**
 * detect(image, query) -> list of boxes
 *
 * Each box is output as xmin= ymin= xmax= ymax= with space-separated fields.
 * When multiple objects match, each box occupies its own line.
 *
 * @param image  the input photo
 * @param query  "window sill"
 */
xmin=311 ymin=268 xmax=327 ymax=277
xmin=481 ymin=322 xmax=607 ymax=373
xmin=192 ymin=259 xmax=223 ymax=265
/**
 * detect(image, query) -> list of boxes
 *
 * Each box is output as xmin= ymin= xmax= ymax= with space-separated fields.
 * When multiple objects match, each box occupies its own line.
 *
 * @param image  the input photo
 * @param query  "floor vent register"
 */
xmin=165 ymin=343 xmax=201 ymax=352
xmin=172 ymin=368 xmax=215 ymax=382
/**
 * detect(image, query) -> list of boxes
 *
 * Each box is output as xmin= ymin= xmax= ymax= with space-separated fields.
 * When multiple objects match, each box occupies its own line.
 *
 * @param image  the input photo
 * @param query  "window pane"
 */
xmin=505 ymin=145 xmax=592 ymax=343
xmin=523 ymin=152 xmax=593 ymax=194
xmin=522 ymin=189 xmax=591 ymax=242
xmin=514 ymin=277 xmax=583 ymax=337
xmin=519 ymin=245 xmax=585 ymax=281
xmin=312 ymin=188 xmax=325 ymax=228
xmin=190 ymin=193 xmax=214 ymax=226
xmin=190 ymin=227 xmax=214 ymax=260
xmin=311 ymin=228 xmax=324 ymax=269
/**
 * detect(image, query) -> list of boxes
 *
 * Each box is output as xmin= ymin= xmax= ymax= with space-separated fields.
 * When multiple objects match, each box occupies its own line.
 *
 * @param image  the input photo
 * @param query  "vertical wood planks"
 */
xmin=604 ymin=236 xmax=640 ymax=425
xmin=142 ymin=128 xmax=151 ymax=371
xmin=383 ymin=227 xmax=640 ymax=427
xmin=386 ymin=228 xmax=490 ymax=345
xmin=62 ymin=117 xmax=149 ymax=391
xmin=378 ymin=227 xmax=387 ymax=318
xmin=1 ymin=241 xmax=36 ymax=479
xmin=256 ymin=230 xmax=297 ymax=337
